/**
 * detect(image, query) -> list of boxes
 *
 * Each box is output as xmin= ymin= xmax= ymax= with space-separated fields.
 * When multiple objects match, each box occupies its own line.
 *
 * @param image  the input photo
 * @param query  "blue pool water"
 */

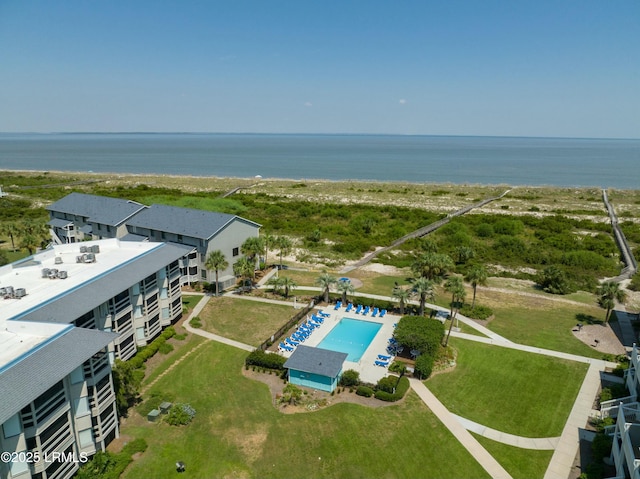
xmin=317 ymin=318 xmax=382 ymax=362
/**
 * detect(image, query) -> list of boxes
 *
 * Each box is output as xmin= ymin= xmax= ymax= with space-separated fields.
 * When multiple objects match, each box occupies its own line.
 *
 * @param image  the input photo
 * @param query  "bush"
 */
xmin=459 ymin=304 xmax=493 ymax=320
xmin=374 ymin=377 xmax=410 ymax=402
xmin=414 ymin=355 xmax=434 ymax=380
xmin=158 ymin=341 xmax=174 ymax=354
xmin=376 ymin=376 xmax=397 ymax=394
xmin=245 ymin=349 xmax=287 ymax=370
xmin=167 ymin=403 xmax=196 ymax=426
xmin=339 ymin=369 xmax=360 ymax=387
xmin=356 ymin=386 xmax=374 ymax=397
xmin=190 ymin=316 xmax=202 ymax=328
xmin=591 ymin=432 xmax=612 ymax=459
xmin=388 ymin=361 xmax=407 ymax=375
xmin=393 ymin=316 xmax=444 ymax=356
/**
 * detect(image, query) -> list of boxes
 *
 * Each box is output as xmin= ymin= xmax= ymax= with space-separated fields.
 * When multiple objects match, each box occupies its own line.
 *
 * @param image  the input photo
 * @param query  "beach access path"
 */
xmin=178 ymin=290 xmax=616 ymax=479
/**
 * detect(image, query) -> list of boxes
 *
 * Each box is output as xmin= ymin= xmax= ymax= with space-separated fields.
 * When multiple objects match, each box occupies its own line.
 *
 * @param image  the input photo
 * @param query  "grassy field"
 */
xmin=472 ymin=434 xmax=554 ymax=479
xmin=197 ymin=296 xmax=300 ymax=347
xmin=426 ymin=338 xmax=588 ymax=437
xmin=121 ymin=341 xmax=491 ymax=479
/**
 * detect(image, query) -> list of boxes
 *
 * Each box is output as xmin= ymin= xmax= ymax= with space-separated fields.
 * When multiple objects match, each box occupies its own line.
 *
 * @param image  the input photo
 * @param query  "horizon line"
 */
xmin=0 ymin=131 xmax=638 ymax=141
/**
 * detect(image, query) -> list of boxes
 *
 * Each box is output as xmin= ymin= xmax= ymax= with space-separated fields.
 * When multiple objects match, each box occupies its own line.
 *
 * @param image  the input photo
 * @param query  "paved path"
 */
xmin=451 ymin=414 xmax=559 ymax=450
xmin=178 ymin=292 xmax=619 ymax=479
xmin=409 ymin=379 xmax=513 ymax=479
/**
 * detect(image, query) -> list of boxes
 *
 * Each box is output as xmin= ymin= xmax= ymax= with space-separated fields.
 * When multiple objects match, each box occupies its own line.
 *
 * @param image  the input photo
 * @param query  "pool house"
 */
xmin=284 ymin=345 xmax=348 ymax=393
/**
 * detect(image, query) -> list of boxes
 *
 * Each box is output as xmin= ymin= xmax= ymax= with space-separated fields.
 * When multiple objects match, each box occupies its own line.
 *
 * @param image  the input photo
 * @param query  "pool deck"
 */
xmin=280 ymin=306 xmax=399 ymax=384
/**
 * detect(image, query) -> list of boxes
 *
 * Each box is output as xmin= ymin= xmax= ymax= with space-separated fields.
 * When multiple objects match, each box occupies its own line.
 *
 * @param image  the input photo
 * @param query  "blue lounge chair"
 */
xmin=363 ymin=306 xmax=370 ymax=315
xmin=318 ymin=311 xmax=330 ymax=318
xmin=374 ymin=360 xmax=389 ymax=367
xmin=309 ymin=317 xmax=321 ymax=325
xmin=291 ymin=332 xmax=304 ymax=342
xmin=372 ymin=307 xmax=379 ymax=317
xmin=334 ymin=301 xmax=342 ymax=310
xmin=355 ymin=304 xmax=362 ymax=314
xmin=279 ymin=342 xmax=294 ymax=352
xmin=377 ymin=354 xmax=391 ymax=361
xmin=286 ymin=338 xmax=299 ymax=347
xmin=345 ymin=303 xmax=353 ymax=312
xmin=388 ymin=337 xmax=397 ymax=345
xmin=311 ymin=315 xmax=324 ymax=323
xmin=379 ymin=309 xmax=386 ymax=318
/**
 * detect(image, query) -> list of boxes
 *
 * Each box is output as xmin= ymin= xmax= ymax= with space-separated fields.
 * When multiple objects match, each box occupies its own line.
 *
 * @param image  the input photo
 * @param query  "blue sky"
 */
xmin=1 ymin=1 xmax=638 ymax=137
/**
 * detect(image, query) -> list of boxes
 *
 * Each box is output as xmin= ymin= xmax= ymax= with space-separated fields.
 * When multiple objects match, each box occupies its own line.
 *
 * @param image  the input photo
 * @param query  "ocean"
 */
xmin=0 ymin=133 xmax=638 ymax=189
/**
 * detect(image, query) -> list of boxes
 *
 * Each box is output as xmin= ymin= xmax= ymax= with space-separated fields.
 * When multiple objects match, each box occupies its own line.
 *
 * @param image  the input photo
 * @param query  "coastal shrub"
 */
xmin=245 ymin=349 xmax=287 ymax=370
xmin=356 ymin=386 xmax=374 ymax=397
xmin=536 ymin=265 xmax=574 ymax=295
xmin=339 ymin=369 xmax=360 ymax=387
xmin=591 ymin=432 xmax=613 ymax=459
xmin=394 ymin=316 xmax=444 ymax=356
xmin=388 ymin=361 xmax=407 ymax=375
xmin=376 ymin=376 xmax=398 ymax=394
xmin=374 ymin=377 xmax=410 ymax=402
xmin=158 ymin=341 xmax=174 ymax=354
xmin=414 ymin=355 xmax=434 ymax=380
xmin=167 ymin=403 xmax=196 ymax=426
xmin=75 ymin=438 xmax=147 ymax=479
xmin=459 ymin=304 xmax=493 ymax=320
xmin=190 ymin=316 xmax=202 ymax=328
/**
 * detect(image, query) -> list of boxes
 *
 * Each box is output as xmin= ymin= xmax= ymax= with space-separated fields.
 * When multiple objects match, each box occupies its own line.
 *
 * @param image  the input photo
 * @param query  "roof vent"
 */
xmin=42 ymin=268 xmax=51 ymax=278
xmin=57 ymin=270 xmax=68 ymax=279
xmin=14 ymin=288 xmax=26 ymax=298
xmin=54 ymin=256 xmax=63 ymax=264
xmin=80 ymin=245 xmax=88 ymax=253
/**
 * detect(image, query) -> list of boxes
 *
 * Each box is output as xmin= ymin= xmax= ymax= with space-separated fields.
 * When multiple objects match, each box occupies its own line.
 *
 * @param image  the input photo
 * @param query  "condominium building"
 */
xmin=0 ymin=320 xmax=117 ymax=479
xmin=0 ymin=238 xmax=193 ymax=478
xmin=47 ymin=193 xmax=261 ymax=288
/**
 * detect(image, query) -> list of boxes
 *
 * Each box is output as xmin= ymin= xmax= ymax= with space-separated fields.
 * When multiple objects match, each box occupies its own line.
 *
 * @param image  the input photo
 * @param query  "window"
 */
xmin=162 ymin=307 xmax=170 ymax=320
xmin=177 ymin=234 xmax=183 ymax=242
xmin=3 ymin=413 xmax=21 ymax=438
xmin=161 ymin=231 xmax=166 ymax=240
xmin=160 ymin=287 xmax=168 ymax=299
xmin=201 ymin=270 xmax=207 ymax=280
xmin=70 ymin=366 xmax=84 ymax=384
xmin=9 ymin=451 xmax=29 ymax=476
xmin=134 ymin=305 xmax=143 ymax=318
xmin=74 ymin=397 xmax=90 ymax=417
xmin=136 ymin=327 xmax=145 ymax=340
xmin=78 ymin=428 xmax=94 ymax=448
xmin=106 ymin=225 xmax=112 ymax=233
xmin=232 ymin=247 xmax=239 ymax=257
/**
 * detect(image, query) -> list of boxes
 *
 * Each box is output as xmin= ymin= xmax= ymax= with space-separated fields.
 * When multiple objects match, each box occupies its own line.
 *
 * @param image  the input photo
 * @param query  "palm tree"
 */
xmin=19 ymin=233 xmax=39 ymax=255
xmin=266 ymin=276 xmax=284 ymax=295
xmin=412 ymin=276 xmax=435 ymax=317
xmin=392 ymin=286 xmax=413 ymax=315
xmin=444 ymin=276 xmax=467 ymax=347
xmin=315 ymin=272 xmax=337 ymax=303
xmin=455 ymin=246 xmax=475 ymax=265
xmin=464 ymin=264 xmax=488 ymax=309
xmin=597 ymin=281 xmax=627 ymax=323
xmin=280 ymin=277 xmax=297 ymax=299
xmin=276 ymin=236 xmax=293 ymax=269
xmin=263 ymin=233 xmax=276 ymax=266
xmin=204 ymin=250 xmax=229 ymax=296
xmin=1 ymin=221 xmax=20 ymax=251
xmin=241 ymin=236 xmax=265 ymax=270
xmin=411 ymin=252 xmax=454 ymax=282
xmin=233 ymin=257 xmax=255 ymax=292
xmin=336 ymin=280 xmax=355 ymax=305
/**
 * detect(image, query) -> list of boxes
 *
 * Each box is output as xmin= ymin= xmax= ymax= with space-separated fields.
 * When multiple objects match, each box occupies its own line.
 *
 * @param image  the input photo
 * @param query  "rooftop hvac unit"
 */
xmin=14 ymin=288 xmax=26 ymax=298
xmin=57 ymin=270 xmax=68 ymax=279
xmin=91 ymin=244 xmax=100 ymax=254
xmin=76 ymin=255 xmax=83 ymax=263
xmin=54 ymin=256 xmax=63 ymax=264
xmin=80 ymin=245 xmax=88 ymax=253
xmin=48 ymin=268 xmax=58 ymax=279
xmin=0 ymin=287 xmax=6 ymax=297
xmin=83 ymin=253 xmax=96 ymax=263
xmin=42 ymin=268 xmax=51 ymax=278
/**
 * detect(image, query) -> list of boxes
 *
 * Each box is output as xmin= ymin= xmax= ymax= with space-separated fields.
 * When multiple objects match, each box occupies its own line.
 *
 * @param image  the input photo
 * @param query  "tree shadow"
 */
xmin=576 ymin=313 xmax=603 ymax=326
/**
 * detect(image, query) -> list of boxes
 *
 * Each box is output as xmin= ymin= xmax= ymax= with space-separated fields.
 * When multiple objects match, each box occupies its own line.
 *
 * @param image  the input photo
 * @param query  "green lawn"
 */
xmin=181 ymin=294 xmax=202 ymax=314
xmin=472 ymin=433 xmax=554 ymax=479
xmin=198 ymin=296 xmax=299 ymax=346
xmin=121 ymin=341 xmax=490 ymax=479
xmin=427 ymin=338 xmax=588 ymax=437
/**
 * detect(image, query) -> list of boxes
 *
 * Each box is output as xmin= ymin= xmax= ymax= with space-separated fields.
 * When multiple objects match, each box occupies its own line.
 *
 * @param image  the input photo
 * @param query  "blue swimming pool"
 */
xmin=317 ymin=318 xmax=382 ymax=362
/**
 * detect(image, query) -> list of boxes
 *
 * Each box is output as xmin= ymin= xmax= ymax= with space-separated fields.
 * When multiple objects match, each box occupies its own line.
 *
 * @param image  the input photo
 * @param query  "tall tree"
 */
xmin=392 ymin=286 xmax=413 ymax=315
xmin=204 ymin=250 xmax=229 ymax=296
xmin=444 ymin=276 xmax=467 ymax=347
xmin=19 ymin=233 xmax=39 ymax=255
xmin=263 ymin=233 xmax=276 ymax=266
xmin=276 ymin=236 xmax=293 ymax=269
xmin=315 ymin=272 xmax=337 ymax=303
xmin=336 ymin=280 xmax=355 ymax=305
xmin=464 ymin=264 xmax=488 ymax=309
xmin=455 ymin=246 xmax=475 ymax=265
xmin=1 ymin=221 xmax=20 ymax=251
xmin=412 ymin=276 xmax=435 ymax=317
xmin=597 ymin=281 xmax=627 ymax=323
xmin=241 ymin=236 xmax=265 ymax=269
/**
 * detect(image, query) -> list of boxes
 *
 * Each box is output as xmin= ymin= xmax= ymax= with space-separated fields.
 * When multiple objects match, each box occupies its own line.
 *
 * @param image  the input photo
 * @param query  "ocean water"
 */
xmin=0 ymin=133 xmax=638 ymax=188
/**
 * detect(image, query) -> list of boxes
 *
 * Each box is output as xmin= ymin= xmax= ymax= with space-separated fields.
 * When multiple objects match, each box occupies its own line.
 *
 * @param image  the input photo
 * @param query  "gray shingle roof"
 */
xmin=47 ymin=193 xmax=146 ymax=227
xmin=284 ymin=345 xmax=347 ymax=378
xmin=0 ymin=326 xmax=118 ymax=425
xmin=126 ymin=204 xmax=260 ymax=240
xmin=13 ymin=242 xmax=193 ymax=323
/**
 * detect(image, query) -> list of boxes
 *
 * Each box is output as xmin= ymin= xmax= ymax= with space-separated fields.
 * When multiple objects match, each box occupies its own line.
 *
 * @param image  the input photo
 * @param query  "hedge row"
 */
xmin=76 ymin=439 xmax=147 ymax=479
xmin=128 ymin=327 xmax=176 ymax=369
xmin=374 ymin=377 xmax=410 ymax=402
xmin=246 ymin=349 xmax=287 ymax=370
